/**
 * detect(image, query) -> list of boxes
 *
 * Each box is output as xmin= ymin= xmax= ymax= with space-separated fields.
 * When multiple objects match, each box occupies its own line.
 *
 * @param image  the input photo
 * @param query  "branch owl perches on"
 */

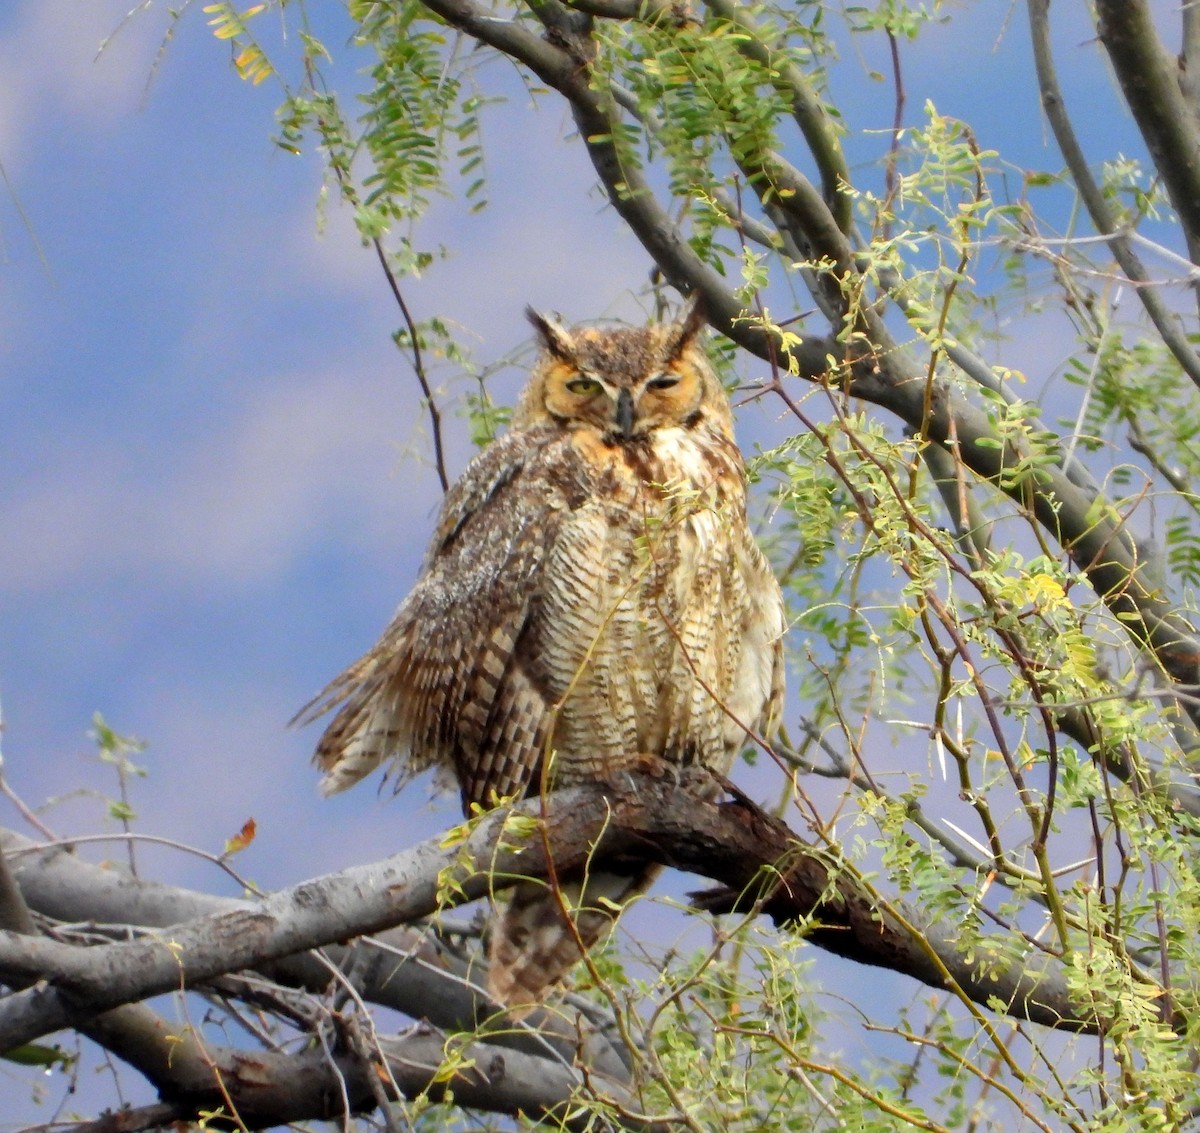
xmin=296 ymin=301 xmax=786 ymax=1007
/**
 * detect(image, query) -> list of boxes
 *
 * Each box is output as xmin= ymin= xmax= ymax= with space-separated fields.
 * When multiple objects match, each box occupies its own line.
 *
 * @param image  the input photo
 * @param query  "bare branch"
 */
xmin=0 ymin=846 xmax=34 ymax=935
xmin=374 ymin=243 xmax=451 ymax=493
xmin=1027 ymin=0 xmax=1200 ymax=390
xmin=0 ymin=776 xmax=1114 ymax=1049
xmin=3 ymin=829 xmax=633 ymax=1085
xmin=57 ymin=1024 xmax=645 ymax=1133
xmin=1094 ymin=0 xmax=1200 ymax=272
xmin=56 ymin=1102 xmax=180 ymax=1133
xmin=0 ymin=838 xmax=260 ymax=1126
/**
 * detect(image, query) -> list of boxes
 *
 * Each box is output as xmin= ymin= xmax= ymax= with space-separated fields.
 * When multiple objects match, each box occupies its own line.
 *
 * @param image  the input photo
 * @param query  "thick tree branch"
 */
xmin=0 ymin=776 xmax=1111 ymax=1054
xmin=62 ymin=1025 xmax=644 ymax=1133
xmin=0 ymin=802 xmax=564 ymax=1051
xmin=0 ymin=844 xmax=35 ymax=935
xmin=1094 ymin=0 xmax=1200 ymax=274
xmin=1027 ymin=0 xmax=1200 ymax=392
xmin=699 ymin=0 xmax=852 ymax=234
xmin=4 ymin=829 xmax=633 ymax=1084
xmin=3 ymin=833 xmax=646 ymax=1130
xmin=1 ymin=842 xmax=265 ymax=1126
xmin=59 ymin=1102 xmax=179 ymax=1133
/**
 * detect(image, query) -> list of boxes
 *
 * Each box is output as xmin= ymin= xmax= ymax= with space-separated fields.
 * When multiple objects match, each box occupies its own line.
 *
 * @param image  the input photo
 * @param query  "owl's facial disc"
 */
xmin=542 ymin=353 xmax=706 ymax=441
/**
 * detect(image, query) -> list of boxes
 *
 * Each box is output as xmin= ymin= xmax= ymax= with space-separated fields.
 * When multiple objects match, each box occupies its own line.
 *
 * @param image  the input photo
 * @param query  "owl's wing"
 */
xmin=296 ymin=424 xmax=591 ymax=806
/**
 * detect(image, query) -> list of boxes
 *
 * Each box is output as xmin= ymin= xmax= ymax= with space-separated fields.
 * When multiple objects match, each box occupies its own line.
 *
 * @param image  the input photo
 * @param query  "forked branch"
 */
xmin=2 ymin=773 xmax=1107 ymax=1059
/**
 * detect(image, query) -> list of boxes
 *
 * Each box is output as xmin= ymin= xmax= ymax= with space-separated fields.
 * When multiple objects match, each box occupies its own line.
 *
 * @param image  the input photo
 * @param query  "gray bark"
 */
xmin=2 ymin=774 xmax=1106 ymax=1059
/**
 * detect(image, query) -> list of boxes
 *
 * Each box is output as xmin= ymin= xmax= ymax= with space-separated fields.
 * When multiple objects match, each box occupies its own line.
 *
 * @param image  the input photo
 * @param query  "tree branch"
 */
xmin=699 ymin=0 xmax=852 ymax=234
xmin=1 ymin=841 xmax=274 ymax=1127
xmin=1094 ymin=0 xmax=1200 ymax=274
xmin=4 ymin=828 xmax=634 ymax=1084
xmin=1027 ymin=0 xmax=1200 ymax=391
xmin=60 ymin=1025 xmax=646 ymax=1133
xmin=3 ymin=831 xmax=648 ymax=1129
xmin=0 ymin=843 xmax=35 ymax=935
xmin=0 ymin=775 xmax=1112 ymax=1053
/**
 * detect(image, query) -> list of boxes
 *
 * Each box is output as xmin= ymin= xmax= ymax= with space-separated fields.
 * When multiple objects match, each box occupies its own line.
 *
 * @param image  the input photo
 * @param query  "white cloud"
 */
xmin=0 ymin=362 xmax=432 ymax=596
xmin=0 ymin=2 xmax=166 ymax=168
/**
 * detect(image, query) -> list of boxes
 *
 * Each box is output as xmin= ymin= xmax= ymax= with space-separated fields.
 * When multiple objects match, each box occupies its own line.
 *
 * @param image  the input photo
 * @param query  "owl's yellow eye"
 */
xmin=646 ymin=374 xmax=680 ymax=391
xmin=566 ymin=377 xmax=602 ymax=395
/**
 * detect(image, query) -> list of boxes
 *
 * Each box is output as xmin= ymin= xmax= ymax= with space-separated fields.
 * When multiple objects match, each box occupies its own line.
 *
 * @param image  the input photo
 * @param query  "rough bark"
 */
xmin=2 ymin=772 xmax=1101 ymax=1061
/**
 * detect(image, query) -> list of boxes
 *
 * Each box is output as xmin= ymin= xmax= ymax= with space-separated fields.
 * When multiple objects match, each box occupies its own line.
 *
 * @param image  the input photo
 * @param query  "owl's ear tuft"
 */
xmin=526 ymin=307 xmax=575 ymax=359
xmin=664 ymin=294 xmax=709 ymax=358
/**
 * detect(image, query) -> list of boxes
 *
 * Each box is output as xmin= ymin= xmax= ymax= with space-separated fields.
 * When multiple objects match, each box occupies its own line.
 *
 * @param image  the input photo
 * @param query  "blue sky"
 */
xmin=0 ymin=0 xmax=1183 ymax=1122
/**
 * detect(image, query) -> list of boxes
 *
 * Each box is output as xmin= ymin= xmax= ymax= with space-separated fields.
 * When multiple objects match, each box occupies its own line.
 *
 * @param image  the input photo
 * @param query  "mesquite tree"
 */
xmin=6 ymin=2 xmax=1200 ymax=1130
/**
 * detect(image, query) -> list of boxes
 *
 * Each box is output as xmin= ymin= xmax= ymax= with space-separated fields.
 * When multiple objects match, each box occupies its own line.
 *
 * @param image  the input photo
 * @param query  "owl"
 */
xmin=298 ymin=301 xmax=785 ymax=1008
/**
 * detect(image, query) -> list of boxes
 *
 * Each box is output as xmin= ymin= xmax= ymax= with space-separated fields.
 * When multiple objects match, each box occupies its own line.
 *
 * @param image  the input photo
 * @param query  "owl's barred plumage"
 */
xmin=297 ymin=302 xmax=786 ymax=1007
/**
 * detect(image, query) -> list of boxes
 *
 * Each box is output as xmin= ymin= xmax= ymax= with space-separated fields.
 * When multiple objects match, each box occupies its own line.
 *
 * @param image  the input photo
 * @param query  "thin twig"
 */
xmin=1061 ymin=287 xmax=1121 ymax=475
xmin=881 ymin=27 xmax=906 ymax=242
xmin=6 ymin=831 xmax=261 ymax=894
xmin=53 ymin=1101 xmax=185 ymax=1133
xmin=370 ymin=237 xmax=451 ymax=492
xmin=0 ymin=701 xmax=57 ymax=840
xmin=317 ymin=141 xmax=451 ymax=493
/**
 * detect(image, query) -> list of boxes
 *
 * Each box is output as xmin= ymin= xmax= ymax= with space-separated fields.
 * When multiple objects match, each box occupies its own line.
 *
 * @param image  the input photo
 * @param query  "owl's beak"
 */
xmin=614 ymin=388 xmax=636 ymax=438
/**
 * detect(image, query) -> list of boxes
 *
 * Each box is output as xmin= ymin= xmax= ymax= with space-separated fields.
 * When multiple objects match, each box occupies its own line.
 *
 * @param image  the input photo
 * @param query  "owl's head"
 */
xmin=512 ymin=301 xmax=734 ymax=441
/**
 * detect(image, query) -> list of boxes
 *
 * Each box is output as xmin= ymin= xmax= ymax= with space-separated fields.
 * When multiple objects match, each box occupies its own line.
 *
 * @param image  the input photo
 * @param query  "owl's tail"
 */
xmin=486 ymin=864 xmax=662 ymax=1009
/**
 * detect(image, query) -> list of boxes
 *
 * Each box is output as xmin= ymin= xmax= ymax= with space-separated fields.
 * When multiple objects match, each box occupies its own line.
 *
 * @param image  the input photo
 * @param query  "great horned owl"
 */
xmin=298 ymin=302 xmax=786 ymax=1007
